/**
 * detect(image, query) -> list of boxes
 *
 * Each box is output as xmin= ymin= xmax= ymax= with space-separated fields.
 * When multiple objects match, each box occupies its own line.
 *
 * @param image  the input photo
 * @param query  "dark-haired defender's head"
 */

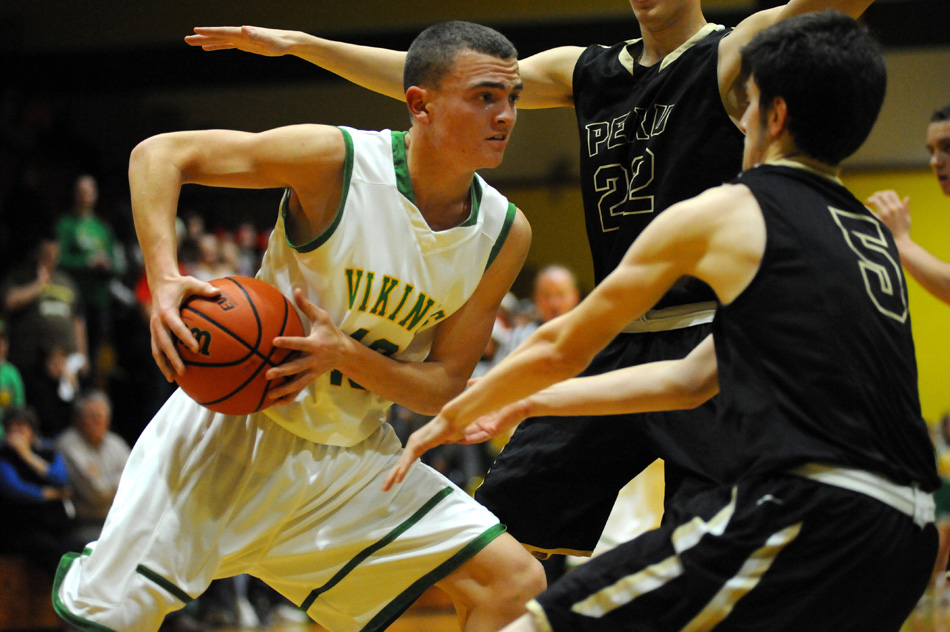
xmin=739 ymin=11 xmax=886 ymax=168
xmin=404 ymin=21 xmax=518 ymax=92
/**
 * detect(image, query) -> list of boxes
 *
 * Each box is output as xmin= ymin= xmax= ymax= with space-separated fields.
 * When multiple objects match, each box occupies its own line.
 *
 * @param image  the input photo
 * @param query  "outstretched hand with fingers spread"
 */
xmin=186 ymin=26 xmax=298 ymax=57
xmin=382 ymin=413 xmax=471 ymax=491
xmin=460 ymin=400 xmax=531 ymax=445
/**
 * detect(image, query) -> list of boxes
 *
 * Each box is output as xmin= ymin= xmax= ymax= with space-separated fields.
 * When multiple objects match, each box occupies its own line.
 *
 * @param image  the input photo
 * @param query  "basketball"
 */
xmin=174 ymin=276 xmax=305 ymax=415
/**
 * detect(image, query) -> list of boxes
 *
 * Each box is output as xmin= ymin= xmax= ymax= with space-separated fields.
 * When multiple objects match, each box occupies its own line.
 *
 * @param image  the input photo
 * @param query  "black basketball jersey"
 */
xmin=713 ymin=164 xmax=939 ymax=490
xmin=573 ymin=25 xmax=744 ymax=305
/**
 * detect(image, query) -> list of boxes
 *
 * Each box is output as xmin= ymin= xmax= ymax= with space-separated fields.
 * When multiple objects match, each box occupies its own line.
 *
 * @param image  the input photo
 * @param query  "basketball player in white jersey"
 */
xmin=53 ymin=21 xmax=544 ymax=632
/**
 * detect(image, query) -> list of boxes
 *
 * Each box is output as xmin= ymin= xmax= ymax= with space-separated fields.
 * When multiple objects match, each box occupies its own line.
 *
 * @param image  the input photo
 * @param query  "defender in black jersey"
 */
xmin=188 ymin=0 xmax=879 ymax=561
xmin=385 ymin=12 xmax=938 ymax=631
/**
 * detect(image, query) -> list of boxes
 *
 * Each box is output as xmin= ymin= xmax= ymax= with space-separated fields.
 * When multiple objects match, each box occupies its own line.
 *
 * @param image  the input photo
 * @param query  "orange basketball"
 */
xmin=174 ymin=276 xmax=305 ymax=415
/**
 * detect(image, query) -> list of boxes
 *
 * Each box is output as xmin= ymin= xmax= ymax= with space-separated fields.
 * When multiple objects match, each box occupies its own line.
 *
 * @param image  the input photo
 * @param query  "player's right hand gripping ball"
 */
xmin=175 ymin=276 xmax=304 ymax=414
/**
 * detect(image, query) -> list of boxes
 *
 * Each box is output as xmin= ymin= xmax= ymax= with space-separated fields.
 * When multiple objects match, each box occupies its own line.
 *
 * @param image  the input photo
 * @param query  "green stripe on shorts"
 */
xmin=364 ymin=523 xmax=508 ymax=632
xmin=51 ymin=551 xmax=119 ymax=632
xmin=302 ymin=486 xmax=454 ymax=611
xmin=136 ymin=564 xmax=194 ymax=604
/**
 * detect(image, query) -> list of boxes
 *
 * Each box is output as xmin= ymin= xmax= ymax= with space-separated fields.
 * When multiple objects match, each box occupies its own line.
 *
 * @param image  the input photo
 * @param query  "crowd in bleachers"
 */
xmin=0 ymin=96 xmax=296 ymax=630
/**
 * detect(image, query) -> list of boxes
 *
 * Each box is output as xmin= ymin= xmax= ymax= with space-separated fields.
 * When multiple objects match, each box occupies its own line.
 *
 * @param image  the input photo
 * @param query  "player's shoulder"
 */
xmin=508 ymin=207 xmax=532 ymax=249
xmin=661 ymin=182 xmax=759 ymax=235
xmin=680 ymin=181 xmax=754 ymax=213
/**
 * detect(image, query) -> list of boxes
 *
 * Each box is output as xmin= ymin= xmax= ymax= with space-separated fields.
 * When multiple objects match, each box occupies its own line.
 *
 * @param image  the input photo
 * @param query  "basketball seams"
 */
xmin=189 ymin=291 xmax=292 ymax=406
xmin=225 ymin=277 xmax=265 ymax=350
xmin=178 ymin=306 xmax=263 ymax=367
xmin=175 ymin=276 xmax=304 ymax=414
xmin=177 ymin=276 xmax=265 ymax=367
xmin=256 ymin=292 xmax=295 ymax=409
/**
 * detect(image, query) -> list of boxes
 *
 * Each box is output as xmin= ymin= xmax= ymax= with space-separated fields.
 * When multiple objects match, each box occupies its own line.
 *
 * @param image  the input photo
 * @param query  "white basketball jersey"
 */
xmin=257 ymin=127 xmax=516 ymax=446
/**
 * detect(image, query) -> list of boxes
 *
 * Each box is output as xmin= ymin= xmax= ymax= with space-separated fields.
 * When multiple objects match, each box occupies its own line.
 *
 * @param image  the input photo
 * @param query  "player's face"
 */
xmin=739 ymin=76 xmax=767 ymax=170
xmin=927 ymin=120 xmax=950 ymax=197
xmin=428 ymin=50 xmax=522 ymax=171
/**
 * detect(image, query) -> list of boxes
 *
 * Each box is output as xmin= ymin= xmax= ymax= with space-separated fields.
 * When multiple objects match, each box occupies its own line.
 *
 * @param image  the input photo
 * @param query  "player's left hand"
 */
xmin=867 ymin=190 xmax=912 ymax=239
xmin=185 ymin=26 xmax=298 ymax=57
xmin=459 ymin=400 xmax=530 ymax=444
xmin=150 ymin=274 xmax=221 ymax=381
xmin=266 ymin=288 xmax=346 ymax=404
xmin=382 ymin=414 xmax=468 ymax=491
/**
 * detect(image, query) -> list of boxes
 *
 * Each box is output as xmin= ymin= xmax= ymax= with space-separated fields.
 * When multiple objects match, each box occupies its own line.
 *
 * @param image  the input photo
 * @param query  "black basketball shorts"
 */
xmin=530 ymin=474 xmax=936 ymax=632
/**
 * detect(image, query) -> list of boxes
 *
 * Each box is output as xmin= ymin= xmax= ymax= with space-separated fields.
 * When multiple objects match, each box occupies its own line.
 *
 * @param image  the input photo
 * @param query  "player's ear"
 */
xmin=406 ymin=86 xmax=431 ymax=124
xmin=768 ymin=96 xmax=788 ymax=138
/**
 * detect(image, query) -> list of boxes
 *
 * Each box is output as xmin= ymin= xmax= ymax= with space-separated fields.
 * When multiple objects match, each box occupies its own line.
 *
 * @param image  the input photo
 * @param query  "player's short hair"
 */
xmin=931 ymin=105 xmax=950 ymax=123
xmin=404 ymin=21 xmax=517 ymax=91
xmin=740 ymin=11 xmax=886 ymax=166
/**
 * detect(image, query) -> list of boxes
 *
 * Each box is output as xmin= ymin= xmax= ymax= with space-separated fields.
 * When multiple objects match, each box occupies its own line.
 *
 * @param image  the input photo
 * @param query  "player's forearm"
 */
xmin=515 ymin=47 xmax=583 ymax=109
xmin=332 ymin=338 xmax=473 ymax=416
xmin=523 ymin=334 xmax=718 ymax=418
xmin=524 ymin=360 xmax=717 ymax=418
xmin=443 ymin=326 xmax=591 ymax=427
xmin=781 ymin=0 xmax=874 ymax=19
xmin=294 ymin=35 xmax=578 ymax=109
xmin=128 ymin=136 xmax=187 ymax=286
xmin=288 ymin=35 xmax=407 ymax=101
xmin=895 ymin=237 xmax=950 ymax=305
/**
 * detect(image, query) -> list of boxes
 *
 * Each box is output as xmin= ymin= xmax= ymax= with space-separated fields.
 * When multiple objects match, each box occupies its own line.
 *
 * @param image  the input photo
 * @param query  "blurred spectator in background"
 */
xmin=909 ymin=412 xmax=950 ymax=629
xmin=178 ymin=211 xmax=206 ymax=272
xmin=868 ymin=105 xmax=950 ymax=304
xmin=29 ymin=344 xmax=82 ymax=438
xmin=190 ymin=233 xmax=236 ymax=282
xmin=55 ymin=390 xmax=130 ymax=545
xmin=0 ymin=406 xmax=81 ymax=575
xmin=56 ymin=174 xmax=123 ymax=384
xmin=493 ymin=264 xmax=581 ymax=365
xmin=232 ymin=221 xmax=264 ymax=277
xmin=0 ymin=320 xmax=26 ymax=440
xmin=1 ymin=236 xmax=88 ymax=414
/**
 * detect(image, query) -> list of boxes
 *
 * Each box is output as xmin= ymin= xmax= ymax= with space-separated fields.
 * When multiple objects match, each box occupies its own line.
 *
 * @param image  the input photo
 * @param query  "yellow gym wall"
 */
xmin=499 ymin=168 xmax=950 ymax=424
xmin=844 ymin=168 xmax=950 ymax=424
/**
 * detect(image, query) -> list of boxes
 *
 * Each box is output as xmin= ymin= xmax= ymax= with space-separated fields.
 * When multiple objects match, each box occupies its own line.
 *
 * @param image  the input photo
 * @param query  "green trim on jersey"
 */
xmin=52 ymin=551 xmax=119 ymax=632
xmin=392 ymin=131 xmax=414 ymax=203
xmin=284 ymin=127 xmax=355 ymax=253
xmin=136 ymin=564 xmax=194 ymax=604
xmin=364 ymin=523 xmax=508 ymax=632
xmin=485 ymin=203 xmax=517 ymax=270
xmin=460 ymin=178 xmax=482 ymax=228
xmin=300 ymin=486 xmax=455 ymax=612
xmin=390 ymin=130 xmax=481 ymax=226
